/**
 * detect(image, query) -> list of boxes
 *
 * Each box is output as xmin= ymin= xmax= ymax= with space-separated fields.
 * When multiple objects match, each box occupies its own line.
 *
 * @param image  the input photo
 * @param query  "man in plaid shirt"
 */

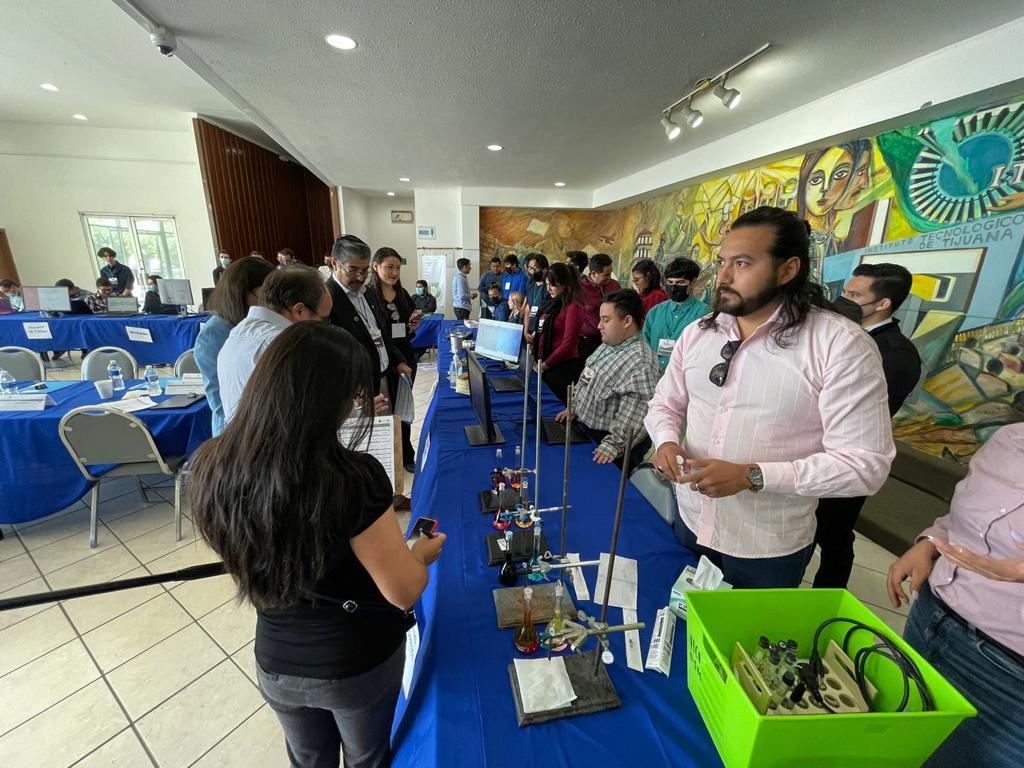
xmin=554 ymin=289 xmax=660 ymax=470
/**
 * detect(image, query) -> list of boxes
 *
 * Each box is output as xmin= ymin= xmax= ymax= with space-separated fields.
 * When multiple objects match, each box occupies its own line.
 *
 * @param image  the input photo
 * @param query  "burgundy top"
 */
xmin=538 ymin=302 xmax=585 ymax=367
xmin=579 ymin=277 xmax=622 ymax=339
xmin=641 ymin=288 xmax=669 ymax=313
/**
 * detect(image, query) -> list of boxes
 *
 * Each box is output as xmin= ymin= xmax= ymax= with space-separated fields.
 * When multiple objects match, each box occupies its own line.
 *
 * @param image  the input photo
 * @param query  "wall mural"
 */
xmin=480 ymin=97 xmax=1024 ymax=462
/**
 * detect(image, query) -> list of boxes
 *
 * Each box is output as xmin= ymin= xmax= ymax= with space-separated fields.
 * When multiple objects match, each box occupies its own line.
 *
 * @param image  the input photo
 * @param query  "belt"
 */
xmin=929 ymin=585 xmax=1024 ymax=668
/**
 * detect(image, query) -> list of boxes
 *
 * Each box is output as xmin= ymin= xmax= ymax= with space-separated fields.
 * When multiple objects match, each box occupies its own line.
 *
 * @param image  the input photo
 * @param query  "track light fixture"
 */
xmin=657 ymin=42 xmax=769 ymax=140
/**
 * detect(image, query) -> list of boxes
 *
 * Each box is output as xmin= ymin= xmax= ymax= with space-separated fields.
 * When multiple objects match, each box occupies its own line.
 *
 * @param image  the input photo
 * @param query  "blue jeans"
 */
xmin=672 ymin=517 xmax=813 ymax=588
xmin=903 ymin=582 xmax=1024 ymax=768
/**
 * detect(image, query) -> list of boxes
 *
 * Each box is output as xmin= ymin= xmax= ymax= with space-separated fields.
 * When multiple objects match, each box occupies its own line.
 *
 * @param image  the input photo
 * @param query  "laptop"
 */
xmin=491 ymin=345 xmax=528 ymax=393
xmin=541 ymin=418 xmax=590 ymax=445
xmin=0 ymin=295 xmax=12 ymax=314
xmin=103 ymin=297 xmax=141 ymax=316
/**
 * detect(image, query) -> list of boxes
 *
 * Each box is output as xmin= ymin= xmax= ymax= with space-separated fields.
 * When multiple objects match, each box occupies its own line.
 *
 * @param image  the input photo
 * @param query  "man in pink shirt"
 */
xmin=888 ymin=423 xmax=1024 ymax=768
xmin=645 ymin=206 xmax=895 ymax=588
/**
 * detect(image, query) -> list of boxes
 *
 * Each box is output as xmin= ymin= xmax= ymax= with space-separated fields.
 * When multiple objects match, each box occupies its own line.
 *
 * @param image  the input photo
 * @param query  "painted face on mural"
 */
xmin=836 ymin=154 xmax=872 ymax=211
xmin=805 ymin=147 xmax=854 ymax=218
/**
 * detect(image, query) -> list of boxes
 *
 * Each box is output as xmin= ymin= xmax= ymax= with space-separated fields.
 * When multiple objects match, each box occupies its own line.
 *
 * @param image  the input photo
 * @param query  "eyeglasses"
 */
xmin=709 ymin=340 xmax=741 ymax=387
xmin=341 ymin=264 xmax=369 ymax=277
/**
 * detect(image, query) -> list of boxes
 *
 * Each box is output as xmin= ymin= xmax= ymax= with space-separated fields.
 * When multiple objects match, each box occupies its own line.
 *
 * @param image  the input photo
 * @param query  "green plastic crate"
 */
xmin=686 ymin=589 xmax=976 ymax=767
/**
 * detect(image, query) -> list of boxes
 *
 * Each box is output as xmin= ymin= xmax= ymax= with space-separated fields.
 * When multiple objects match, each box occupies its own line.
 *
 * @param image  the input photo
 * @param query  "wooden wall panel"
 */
xmin=0 ymin=229 xmax=19 ymax=284
xmin=192 ymin=118 xmax=333 ymax=265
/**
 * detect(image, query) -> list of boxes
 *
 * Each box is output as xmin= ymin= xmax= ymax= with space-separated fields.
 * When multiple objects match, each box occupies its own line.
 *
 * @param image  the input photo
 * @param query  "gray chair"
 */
xmin=173 ymin=349 xmax=200 ymax=376
xmin=0 ymin=346 xmax=46 ymax=381
xmin=81 ymin=347 xmax=138 ymax=382
xmin=58 ymin=406 xmax=186 ymax=548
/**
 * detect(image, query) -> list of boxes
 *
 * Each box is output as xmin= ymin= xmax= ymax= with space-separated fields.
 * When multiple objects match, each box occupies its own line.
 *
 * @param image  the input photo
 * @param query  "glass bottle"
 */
xmin=511 ymin=445 xmax=522 ymax=490
xmin=107 ymin=360 xmax=124 ymax=391
xmin=527 ymin=518 xmax=545 ymax=582
xmin=514 ymin=586 xmax=540 ymax=654
xmin=491 ymin=449 xmax=504 ymax=490
xmin=498 ymin=529 xmax=517 ymax=586
xmin=520 ymin=477 xmax=530 ymax=508
xmin=753 ymin=635 xmax=771 ymax=673
xmin=492 ymin=483 xmax=509 ymax=531
xmin=541 ymin=580 xmax=567 ymax=651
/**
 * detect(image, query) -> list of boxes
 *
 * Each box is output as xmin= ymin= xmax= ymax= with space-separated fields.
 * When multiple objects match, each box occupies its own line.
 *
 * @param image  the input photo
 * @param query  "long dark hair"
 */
xmin=544 ymin=262 xmax=582 ymax=308
xmin=630 ymin=258 xmax=662 ymax=295
xmin=188 ymin=322 xmax=376 ymax=609
xmin=208 ymin=256 xmax=275 ymax=326
xmin=699 ymin=206 xmax=829 ymax=347
xmin=368 ymin=247 xmax=413 ymax=318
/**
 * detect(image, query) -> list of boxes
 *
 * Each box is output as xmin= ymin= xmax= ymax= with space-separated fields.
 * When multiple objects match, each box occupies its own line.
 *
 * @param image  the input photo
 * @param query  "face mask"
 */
xmin=147 ymin=285 xmax=158 ymax=293
xmin=667 ymin=284 xmax=690 ymax=303
xmin=505 ymin=266 xmax=515 ymax=274
xmin=219 ymin=257 xmax=230 ymax=268
xmin=416 ymin=287 xmax=425 ymax=296
xmin=833 ymin=295 xmax=879 ymax=323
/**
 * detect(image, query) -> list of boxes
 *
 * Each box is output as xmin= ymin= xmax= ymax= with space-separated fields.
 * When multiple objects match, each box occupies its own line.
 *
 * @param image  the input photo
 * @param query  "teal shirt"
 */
xmin=642 ymin=296 xmax=711 ymax=372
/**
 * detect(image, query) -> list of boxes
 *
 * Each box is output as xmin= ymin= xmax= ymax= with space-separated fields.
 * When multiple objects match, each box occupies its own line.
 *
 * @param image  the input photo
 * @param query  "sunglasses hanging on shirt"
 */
xmin=709 ymin=340 xmax=741 ymax=387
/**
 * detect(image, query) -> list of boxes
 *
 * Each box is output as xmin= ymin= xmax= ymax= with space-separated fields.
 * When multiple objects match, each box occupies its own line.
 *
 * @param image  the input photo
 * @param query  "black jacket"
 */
xmin=868 ymin=320 xmax=921 ymax=416
xmin=326 ymin=277 xmax=406 ymax=401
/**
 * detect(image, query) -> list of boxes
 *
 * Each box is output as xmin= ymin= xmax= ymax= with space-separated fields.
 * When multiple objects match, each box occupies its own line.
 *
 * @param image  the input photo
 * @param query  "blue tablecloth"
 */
xmin=0 ymin=380 xmax=212 ymax=524
xmin=391 ymin=321 xmax=720 ymax=768
xmin=0 ymin=312 xmax=208 ymax=366
xmin=411 ymin=314 xmax=445 ymax=351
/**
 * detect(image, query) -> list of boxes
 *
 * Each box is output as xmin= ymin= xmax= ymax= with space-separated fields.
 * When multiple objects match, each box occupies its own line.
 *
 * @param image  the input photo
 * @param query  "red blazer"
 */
xmin=538 ymin=302 xmax=584 ymax=367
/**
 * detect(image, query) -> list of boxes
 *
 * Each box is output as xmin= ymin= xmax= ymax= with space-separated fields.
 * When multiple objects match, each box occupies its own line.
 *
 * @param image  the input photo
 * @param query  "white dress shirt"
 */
xmin=644 ymin=306 xmax=895 ymax=558
xmin=217 ymin=306 xmax=292 ymax=423
xmin=334 ymin=276 xmax=388 ymax=372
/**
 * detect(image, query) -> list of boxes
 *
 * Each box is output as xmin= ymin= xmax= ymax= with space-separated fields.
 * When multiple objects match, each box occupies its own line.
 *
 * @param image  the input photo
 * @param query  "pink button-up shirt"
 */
xmin=921 ymin=423 xmax=1024 ymax=657
xmin=644 ymin=306 xmax=895 ymax=558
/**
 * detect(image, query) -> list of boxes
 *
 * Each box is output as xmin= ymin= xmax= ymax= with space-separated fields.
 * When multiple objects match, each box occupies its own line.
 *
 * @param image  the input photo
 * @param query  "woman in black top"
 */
xmin=367 ymin=247 xmax=422 ymax=474
xmin=188 ymin=322 xmax=445 ymax=768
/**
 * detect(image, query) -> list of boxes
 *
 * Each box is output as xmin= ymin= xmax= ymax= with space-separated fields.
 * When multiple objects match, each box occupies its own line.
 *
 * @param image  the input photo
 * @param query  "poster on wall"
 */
xmin=418 ymin=250 xmax=449 ymax=311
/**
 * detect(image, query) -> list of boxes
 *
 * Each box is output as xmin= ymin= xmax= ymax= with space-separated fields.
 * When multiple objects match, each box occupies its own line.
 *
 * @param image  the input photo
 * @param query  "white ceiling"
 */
xmin=0 ymin=0 xmax=284 ymax=152
xmin=119 ymin=0 xmax=1024 ymax=193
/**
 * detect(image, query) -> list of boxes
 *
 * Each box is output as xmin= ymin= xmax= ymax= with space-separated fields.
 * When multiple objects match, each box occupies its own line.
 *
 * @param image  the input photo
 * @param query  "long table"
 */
xmin=391 ymin=321 xmax=721 ymax=767
xmin=0 ymin=380 xmax=212 ymax=525
xmin=0 ymin=312 xmax=208 ymax=366
xmin=411 ymin=313 xmax=445 ymax=351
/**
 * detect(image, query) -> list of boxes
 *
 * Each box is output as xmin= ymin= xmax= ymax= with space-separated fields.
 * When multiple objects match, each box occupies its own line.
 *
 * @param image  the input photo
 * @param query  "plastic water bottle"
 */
xmin=0 ymin=369 xmax=15 ymax=397
xmin=107 ymin=360 xmax=124 ymax=391
xmin=144 ymin=365 xmax=161 ymax=396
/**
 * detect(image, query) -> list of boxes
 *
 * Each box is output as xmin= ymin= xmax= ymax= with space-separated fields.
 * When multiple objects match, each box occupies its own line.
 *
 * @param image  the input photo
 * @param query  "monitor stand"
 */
xmin=465 ymin=423 xmax=506 ymax=446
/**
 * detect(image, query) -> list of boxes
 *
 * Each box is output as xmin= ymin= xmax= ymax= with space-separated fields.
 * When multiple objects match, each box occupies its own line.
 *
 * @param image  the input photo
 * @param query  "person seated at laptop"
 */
xmin=143 ymin=274 xmax=179 ymax=314
xmin=553 ymin=289 xmax=659 ymax=470
xmin=0 ymin=279 xmax=23 ymax=311
xmin=411 ymin=280 xmax=437 ymax=314
xmin=54 ymin=279 xmax=93 ymax=314
xmin=494 ymin=291 xmax=526 ymax=324
xmin=86 ymin=278 xmax=114 ymax=313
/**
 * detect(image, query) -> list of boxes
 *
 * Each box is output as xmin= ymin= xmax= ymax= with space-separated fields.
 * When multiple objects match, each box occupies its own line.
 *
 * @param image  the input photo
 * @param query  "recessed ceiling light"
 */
xmin=40 ymin=83 xmax=59 ymax=92
xmin=554 ymin=182 xmax=566 ymax=187
xmin=398 ymin=177 xmax=410 ymax=182
xmin=486 ymin=144 xmax=503 ymax=151
xmin=325 ymin=34 xmax=357 ymax=50
xmin=72 ymin=113 xmax=88 ymax=121
xmin=386 ymin=191 xmax=396 ymax=197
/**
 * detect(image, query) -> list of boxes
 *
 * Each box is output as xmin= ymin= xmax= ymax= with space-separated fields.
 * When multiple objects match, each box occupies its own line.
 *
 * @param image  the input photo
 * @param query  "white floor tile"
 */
xmin=0 ymin=577 xmax=51 ymax=631
xmin=107 ymin=624 xmax=227 ymax=720
xmin=171 ymin=572 xmax=238 ymax=620
xmin=46 ymin=544 xmax=143 ymax=591
xmin=94 ymin=488 xmax=162 ymax=521
xmin=0 ymin=638 xmax=99 ymax=736
xmin=145 ymin=539 xmax=220 ymax=580
xmin=0 ymin=606 xmax=76 ymax=678
xmin=847 ymin=563 xmax=908 ymax=616
xmin=192 ymin=705 xmax=285 ymax=768
xmin=0 ymin=678 xmax=128 ymax=768
xmin=103 ymin=501 xmax=179 ymax=543
xmin=13 ymin=500 xmax=87 ymax=543
xmin=72 ymin=728 xmax=154 ymax=768
xmin=198 ymin=598 xmax=257 ymax=654
xmin=853 ymin=536 xmax=898 ymax=575
xmin=123 ymin=520 xmax=197 ymax=565
xmin=30 ymin=523 xmax=120 ymax=574
xmin=0 ymin=530 xmax=26 ymax=563
xmin=231 ymin=639 xmax=257 ymax=686
xmin=83 ymin=592 xmax=192 ymax=672
xmin=136 ymin=660 xmax=263 ymax=768
xmin=62 ymin=567 xmax=165 ymax=635
xmin=0 ymin=552 xmax=42 ymax=593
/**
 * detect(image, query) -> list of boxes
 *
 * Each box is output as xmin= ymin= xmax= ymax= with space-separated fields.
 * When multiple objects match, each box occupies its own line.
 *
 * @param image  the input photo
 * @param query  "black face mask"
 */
xmin=832 ymin=296 xmax=879 ymax=324
xmin=667 ymin=284 xmax=690 ymax=303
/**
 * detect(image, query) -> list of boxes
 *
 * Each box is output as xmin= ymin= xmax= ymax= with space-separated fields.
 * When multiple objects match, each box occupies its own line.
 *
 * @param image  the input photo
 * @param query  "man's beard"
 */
xmin=715 ymin=279 xmax=781 ymax=317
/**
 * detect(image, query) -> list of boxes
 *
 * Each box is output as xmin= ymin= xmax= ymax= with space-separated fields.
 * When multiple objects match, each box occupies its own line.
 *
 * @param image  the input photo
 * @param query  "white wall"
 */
xmin=365 ymin=196 xmax=417 ymax=282
xmin=339 ymin=187 xmax=369 ymax=241
xmin=414 ymin=188 xmax=463 ymax=249
xmin=0 ymin=121 xmax=216 ymax=294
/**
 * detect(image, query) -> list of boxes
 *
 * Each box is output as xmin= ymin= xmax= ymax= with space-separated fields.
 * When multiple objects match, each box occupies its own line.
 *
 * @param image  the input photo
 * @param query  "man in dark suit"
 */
xmin=812 ymin=262 xmax=922 ymax=588
xmin=326 ymin=235 xmax=412 ymax=416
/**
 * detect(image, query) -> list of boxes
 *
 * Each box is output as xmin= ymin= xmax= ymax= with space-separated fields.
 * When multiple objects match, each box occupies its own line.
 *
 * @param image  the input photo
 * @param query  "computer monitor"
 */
xmin=201 ymin=287 xmax=215 ymax=309
xmin=106 ymin=297 xmax=138 ymax=313
xmin=157 ymin=278 xmax=194 ymax=307
xmin=465 ymin=352 xmax=506 ymax=446
xmin=475 ymin=318 xmax=523 ymax=364
xmin=22 ymin=286 xmax=72 ymax=313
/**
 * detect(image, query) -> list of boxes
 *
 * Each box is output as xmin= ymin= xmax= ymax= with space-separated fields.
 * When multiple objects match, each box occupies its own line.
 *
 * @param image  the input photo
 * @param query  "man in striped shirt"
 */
xmin=645 ymin=207 xmax=895 ymax=588
xmin=555 ymin=289 xmax=660 ymax=471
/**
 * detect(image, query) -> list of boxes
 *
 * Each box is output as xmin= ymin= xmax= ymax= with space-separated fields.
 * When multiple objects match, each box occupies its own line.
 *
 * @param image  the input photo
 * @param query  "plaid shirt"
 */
xmin=573 ymin=334 xmax=660 ymax=459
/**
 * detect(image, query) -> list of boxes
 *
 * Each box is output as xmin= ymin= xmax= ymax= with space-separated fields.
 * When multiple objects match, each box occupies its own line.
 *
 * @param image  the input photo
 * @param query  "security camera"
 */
xmin=150 ymin=27 xmax=176 ymax=57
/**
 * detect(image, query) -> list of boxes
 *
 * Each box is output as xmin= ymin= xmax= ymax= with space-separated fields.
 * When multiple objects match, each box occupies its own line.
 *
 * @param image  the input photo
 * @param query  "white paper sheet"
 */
xmin=22 ymin=322 xmax=52 ymax=340
xmin=126 ymin=326 xmax=153 ymax=343
xmin=594 ymin=553 xmax=638 ymax=610
xmin=622 ymin=608 xmax=643 ymax=673
xmin=0 ymin=394 xmax=55 ymax=411
xmin=104 ymin=396 xmax=157 ymax=413
xmin=565 ymin=553 xmax=590 ymax=602
xmin=164 ymin=382 xmax=205 ymax=396
xmin=339 ymin=415 xmax=396 ymax=489
xmin=645 ymin=606 xmax=676 ymax=677
xmin=402 ymin=623 xmax=420 ymax=697
xmin=513 ymin=657 xmax=576 ymax=714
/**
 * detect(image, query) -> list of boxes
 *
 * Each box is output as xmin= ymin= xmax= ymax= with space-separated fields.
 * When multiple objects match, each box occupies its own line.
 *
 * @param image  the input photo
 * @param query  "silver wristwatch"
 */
xmin=747 ymin=465 xmax=764 ymax=493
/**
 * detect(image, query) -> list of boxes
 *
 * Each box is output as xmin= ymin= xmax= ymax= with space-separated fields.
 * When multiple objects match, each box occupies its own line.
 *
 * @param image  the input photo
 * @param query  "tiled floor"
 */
xmin=1 ymin=351 xmax=907 ymax=766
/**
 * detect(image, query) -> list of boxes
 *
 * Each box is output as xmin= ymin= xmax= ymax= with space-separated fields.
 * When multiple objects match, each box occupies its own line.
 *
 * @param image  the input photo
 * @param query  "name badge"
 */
xmin=391 ymin=323 xmax=406 ymax=339
xmin=582 ymin=366 xmax=595 ymax=380
xmin=658 ymin=338 xmax=676 ymax=357
xmin=109 ymin=277 xmax=119 ymax=285
xmin=369 ymin=327 xmax=384 ymax=346
xmin=537 ymin=317 xmax=546 ymax=332
xmin=504 ymin=281 xmax=511 ymax=291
